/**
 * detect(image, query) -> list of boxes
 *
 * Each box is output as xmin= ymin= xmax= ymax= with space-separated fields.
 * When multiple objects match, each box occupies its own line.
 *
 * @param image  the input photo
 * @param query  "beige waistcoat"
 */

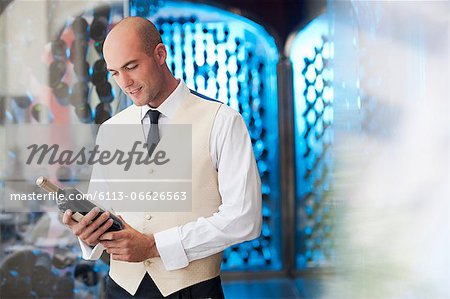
xmin=102 ymin=92 xmax=223 ymax=296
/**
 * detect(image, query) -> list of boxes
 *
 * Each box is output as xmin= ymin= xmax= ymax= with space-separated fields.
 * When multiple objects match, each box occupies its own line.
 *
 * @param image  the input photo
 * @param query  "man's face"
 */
xmin=103 ymin=32 xmax=163 ymax=107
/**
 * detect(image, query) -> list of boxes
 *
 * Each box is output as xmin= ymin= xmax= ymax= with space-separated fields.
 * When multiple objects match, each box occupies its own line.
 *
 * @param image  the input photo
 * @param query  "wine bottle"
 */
xmin=35 ymin=177 xmax=122 ymax=232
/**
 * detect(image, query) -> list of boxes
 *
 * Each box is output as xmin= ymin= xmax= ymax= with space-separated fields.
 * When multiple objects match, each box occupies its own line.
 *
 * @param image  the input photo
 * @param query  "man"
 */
xmin=63 ymin=17 xmax=261 ymax=298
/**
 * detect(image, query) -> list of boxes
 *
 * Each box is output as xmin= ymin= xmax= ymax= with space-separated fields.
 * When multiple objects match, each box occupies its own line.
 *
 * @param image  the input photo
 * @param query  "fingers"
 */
xmin=99 ymin=239 xmax=124 ymax=249
xmin=62 ymin=210 xmax=77 ymax=227
xmin=110 ymin=254 xmax=128 ymax=261
xmin=78 ymin=207 xmax=101 ymax=227
xmin=102 ymin=241 xmax=125 ymax=252
xmin=79 ymin=211 xmax=111 ymax=240
xmin=84 ymin=218 xmax=114 ymax=245
xmin=72 ymin=208 xmax=100 ymax=235
xmin=100 ymin=230 xmax=126 ymax=241
xmin=109 ymin=247 xmax=132 ymax=261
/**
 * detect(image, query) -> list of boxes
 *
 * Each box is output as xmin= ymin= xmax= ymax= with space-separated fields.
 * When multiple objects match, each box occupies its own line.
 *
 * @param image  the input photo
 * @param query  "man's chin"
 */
xmin=131 ymin=97 xmax=150 ymax=107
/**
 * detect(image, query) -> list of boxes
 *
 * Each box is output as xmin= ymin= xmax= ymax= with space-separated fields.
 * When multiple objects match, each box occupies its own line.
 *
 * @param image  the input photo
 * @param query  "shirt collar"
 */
xmin=140 ymin=79 xmax=189 ymax=121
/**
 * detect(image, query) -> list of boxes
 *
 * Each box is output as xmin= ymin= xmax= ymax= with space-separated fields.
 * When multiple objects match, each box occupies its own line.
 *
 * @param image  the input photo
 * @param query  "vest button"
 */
xmin=145 ymin=214 xmax=152 ymax=220
xmin=144 ymin=260 xmax=151 ymax=267
xmin=148 ymin=169 xmax=154 ymax=174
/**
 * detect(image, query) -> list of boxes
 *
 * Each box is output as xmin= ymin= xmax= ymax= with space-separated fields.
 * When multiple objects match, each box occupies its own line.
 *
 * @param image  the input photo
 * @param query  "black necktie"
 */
xmin=146 ymin=109 xmax=161 ymax=156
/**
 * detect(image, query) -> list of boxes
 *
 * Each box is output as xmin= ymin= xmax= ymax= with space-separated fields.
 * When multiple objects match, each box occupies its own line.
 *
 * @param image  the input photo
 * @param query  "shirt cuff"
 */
xmin=154 ymin=227 xmax=189 ymax=271
xmin=78 ymin=238 xmax=105 ymax=260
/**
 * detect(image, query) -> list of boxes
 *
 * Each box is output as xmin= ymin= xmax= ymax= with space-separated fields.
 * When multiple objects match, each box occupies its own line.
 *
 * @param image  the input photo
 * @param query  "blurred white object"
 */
xmin=326 ymin=0 xmax=449 ymax=298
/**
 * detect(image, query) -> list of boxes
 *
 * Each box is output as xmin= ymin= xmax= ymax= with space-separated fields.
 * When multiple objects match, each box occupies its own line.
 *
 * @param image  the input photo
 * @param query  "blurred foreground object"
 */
xmin=324 ymin=1 xmax=449 ymax=298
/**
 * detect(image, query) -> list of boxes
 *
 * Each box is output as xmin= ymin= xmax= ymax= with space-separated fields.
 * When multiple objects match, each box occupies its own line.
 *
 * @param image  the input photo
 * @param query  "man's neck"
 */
xmin=148 ymin=76 xmax=179 ymax=108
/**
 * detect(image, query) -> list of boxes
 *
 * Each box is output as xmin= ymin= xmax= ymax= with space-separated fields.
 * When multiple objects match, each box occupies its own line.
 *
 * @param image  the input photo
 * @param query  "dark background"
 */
xmin=0 ymin=0 xmax=327 ymax=50
xmin=192 ymin=0 xmax=326 ymax=49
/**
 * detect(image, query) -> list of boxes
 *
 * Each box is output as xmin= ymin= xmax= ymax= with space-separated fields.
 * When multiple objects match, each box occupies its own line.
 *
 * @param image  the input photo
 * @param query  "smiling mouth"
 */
xmin=129 ymin=87 xmax=142 ymax=95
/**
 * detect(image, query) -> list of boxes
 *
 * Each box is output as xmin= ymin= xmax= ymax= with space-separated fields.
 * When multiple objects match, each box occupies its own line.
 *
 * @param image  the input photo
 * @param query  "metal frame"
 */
xmin=277 ymin=57 xmax=297 ymax=277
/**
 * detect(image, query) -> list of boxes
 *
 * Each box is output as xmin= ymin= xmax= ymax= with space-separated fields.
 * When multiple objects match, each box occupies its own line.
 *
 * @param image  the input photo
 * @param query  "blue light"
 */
xmin=305 ymin=226 xmax=313 ymax=235
xmin=289 ymin=14 xmax=334 ymax=269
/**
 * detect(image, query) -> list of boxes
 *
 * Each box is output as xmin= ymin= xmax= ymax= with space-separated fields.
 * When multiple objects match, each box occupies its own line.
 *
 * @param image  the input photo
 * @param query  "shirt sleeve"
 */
xmin=78 ymin=239 xmax=105 ymax=260
xmin=77 ymin=173 xmax=108 ymax=261
xmin=154 ymin=105 xmax=262 ymax=270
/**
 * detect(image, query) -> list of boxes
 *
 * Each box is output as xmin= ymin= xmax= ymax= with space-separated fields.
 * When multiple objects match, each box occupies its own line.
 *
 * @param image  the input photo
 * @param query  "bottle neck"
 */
xmin=36 ymin=177 xmax=61 ymax=193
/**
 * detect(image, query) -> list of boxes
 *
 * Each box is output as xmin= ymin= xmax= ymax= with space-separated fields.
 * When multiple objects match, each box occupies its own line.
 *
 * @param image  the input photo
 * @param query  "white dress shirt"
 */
xmin=79 ymin=81 xmax=262 ymax=270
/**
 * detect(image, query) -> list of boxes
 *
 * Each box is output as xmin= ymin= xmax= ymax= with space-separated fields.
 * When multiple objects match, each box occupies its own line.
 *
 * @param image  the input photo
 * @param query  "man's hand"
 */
xmin=63 ymin=207 xmax=113 ymax=247
xmin=99 ymin=215 xmax=160 ymax=262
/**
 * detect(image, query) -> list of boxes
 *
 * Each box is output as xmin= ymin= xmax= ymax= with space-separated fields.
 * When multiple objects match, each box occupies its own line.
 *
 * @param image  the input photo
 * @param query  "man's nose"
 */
xmin=119 ymin=73 xmax=133 ymax=89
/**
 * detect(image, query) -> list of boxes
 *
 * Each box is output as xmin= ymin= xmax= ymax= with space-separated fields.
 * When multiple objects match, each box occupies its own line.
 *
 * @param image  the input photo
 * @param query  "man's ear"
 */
xmin=154 ymin=43 xmax=167 ymax=65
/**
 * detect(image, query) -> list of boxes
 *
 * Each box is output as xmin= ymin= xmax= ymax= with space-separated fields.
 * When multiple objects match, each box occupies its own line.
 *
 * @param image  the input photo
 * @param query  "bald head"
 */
xmin=102 ymin=16 xmax=178 ymax=108
xmin=105 ymin=17 xmax=162 ymax=57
